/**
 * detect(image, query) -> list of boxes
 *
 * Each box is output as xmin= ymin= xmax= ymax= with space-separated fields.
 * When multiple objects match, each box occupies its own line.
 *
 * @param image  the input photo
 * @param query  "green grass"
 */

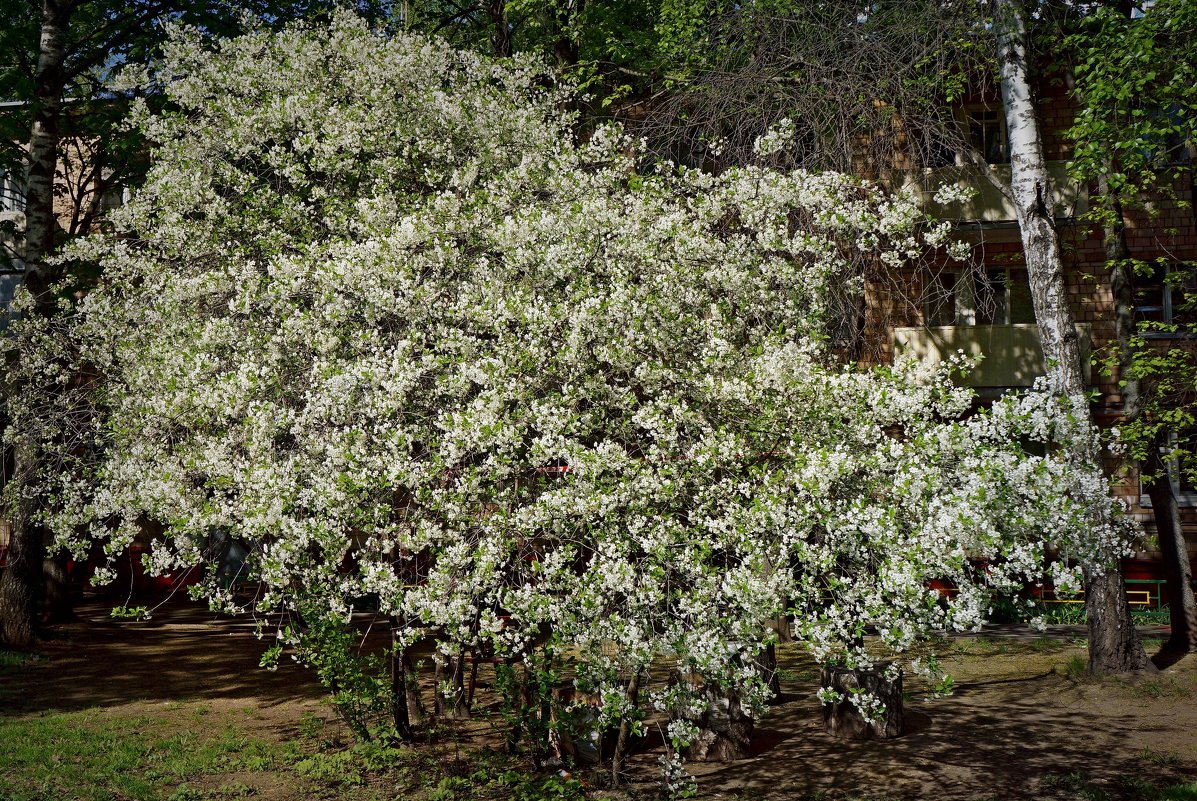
xmin=1065 ymin=654 xmax=1088 ymax=680
xmin=1042 ymin=770 xmax=1197 ymax=801
xmin=0 ymin=706 xmax=586 ymax=801
xmin=0 ymin=709 xmax=297 ymax=801
xmin=0 ymin=649 xmax=38 ymax=674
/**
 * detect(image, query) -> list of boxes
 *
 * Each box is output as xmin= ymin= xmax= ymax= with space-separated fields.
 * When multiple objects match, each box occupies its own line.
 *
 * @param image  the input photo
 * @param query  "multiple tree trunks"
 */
xmin=820 ymin=664 xmax=903 ymax=741
xmin=993 ymin=0 xmax=1150 ymax=675
xmin=433 ymin=650 xmax=471 ymax=720
xmin=610 ymin=671 xmax=642 ymax=785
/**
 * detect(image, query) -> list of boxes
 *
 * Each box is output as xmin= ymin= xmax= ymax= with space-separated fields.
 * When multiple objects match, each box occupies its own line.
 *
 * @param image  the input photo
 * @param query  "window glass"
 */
xmin=975 ymin=268 xmax=1008 ymax=325
xmin=0 ymin=272 xmax=24 ymax=332
xmin=0 ymin=169 xmax=24 ymax=214
xmin=1134 ymin=263 xmax=1168 ymax=326
xmin=1134 ymin=263 xmax=1197 ymax=328
xmin=967 ymin=108 xmax=1008 ymax=165
xmin=1007 ymin=271 xmax=1035 ymax=324
xmin=925 ymin=270 xmax=957 ymax=326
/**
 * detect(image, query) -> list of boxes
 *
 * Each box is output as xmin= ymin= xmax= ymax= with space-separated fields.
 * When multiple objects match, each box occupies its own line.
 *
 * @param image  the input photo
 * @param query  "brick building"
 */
xmin=881 ymin=79 xmax=1197 ymax=601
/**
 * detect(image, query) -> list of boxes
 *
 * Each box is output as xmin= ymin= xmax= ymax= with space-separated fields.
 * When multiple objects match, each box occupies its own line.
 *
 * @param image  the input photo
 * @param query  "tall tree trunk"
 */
xmin=993 ymin=0 xmax=1149 ymax=673
xmin=1102 ymin=174 xmax=1196 ymax=656
xmin=487 ymin=0 xmax=511 ymax=58
xmin=0 ymin=0 xmax=71 ymax=649
xmin=0 ymin=443 xmax=44 ymax=648
xmin=551 ymin=0 xmax=581 ymax=67
xmin=1144 ymin=444 xmax=1197 ymax=654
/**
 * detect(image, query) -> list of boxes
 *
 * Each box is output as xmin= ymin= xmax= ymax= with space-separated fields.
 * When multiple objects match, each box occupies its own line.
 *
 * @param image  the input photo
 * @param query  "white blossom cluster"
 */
xmin=18 ymin=13 xmax=1136 ymax=777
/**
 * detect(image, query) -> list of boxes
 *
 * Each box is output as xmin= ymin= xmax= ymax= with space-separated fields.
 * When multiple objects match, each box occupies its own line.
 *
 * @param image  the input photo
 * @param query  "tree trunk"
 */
xmin=755 ymin=642 xmax=781 ymax=698
xmin=820 ymin=663 xmax=903 ymax=740
xmin=487 ymin=0 xmax=511 ymax=58
xmin=0 ymin=0 xmax=71 ymax=649
xmin=1144 ymin=445 xmax=1197 ymax=655
xmin=994 ymin=0 xmax=1149 ymax=674
xmin=611 ymin=670 xmax=641 ymax=786
xmin=551 ymin=0 xmax=581 ymax=67
xmin=41 ymin=548 xmax=74 ymax=624
xmin=0 ymin=446 xmax=43 ymax=648
xmin=1101 ymin=173 xmax=1196 ymax=657
xmin=434 ymin=649 xmax=470 ymax=720
xmin=389 ymin=619 xmax=415 ymax=739
xmin=681 ymin=688 xmax=753 ymax=763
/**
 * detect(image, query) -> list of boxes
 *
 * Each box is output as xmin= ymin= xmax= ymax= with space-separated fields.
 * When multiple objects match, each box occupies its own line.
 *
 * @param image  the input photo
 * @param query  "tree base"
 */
xmin=820 ymin=663 xmax=903 ymax=740
xmin=681 ymin=692 xmax=753 ymax=762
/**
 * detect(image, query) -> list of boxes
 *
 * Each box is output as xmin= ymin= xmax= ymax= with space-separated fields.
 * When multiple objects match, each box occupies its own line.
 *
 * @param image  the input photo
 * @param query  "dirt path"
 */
xmin=680 ymin=636 xmax=1197 ymax=800
xmin=0 ymin=598 xmax=328 ymax=743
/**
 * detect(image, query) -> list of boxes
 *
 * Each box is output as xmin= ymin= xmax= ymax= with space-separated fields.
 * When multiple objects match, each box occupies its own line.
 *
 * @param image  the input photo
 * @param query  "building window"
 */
xmin=925 ymin=269 xmax=959 ymax=326
xmin=925 ymin=267 xmax=1034 ymax=326
xmin=965 ymin=108 xmax=1008 ymax=165
xmin=1140 ymin=432 xmax=1197 ymax=508
xmin=0 ymin=169 xmax=24 ymax=214
xmin=1135 ymin=262 xmax=1195 ymax=331
xmin=0 ymin=271 xmax=23 ymax=332
xmin=914 ymin=106 xmax=1010 ymax=169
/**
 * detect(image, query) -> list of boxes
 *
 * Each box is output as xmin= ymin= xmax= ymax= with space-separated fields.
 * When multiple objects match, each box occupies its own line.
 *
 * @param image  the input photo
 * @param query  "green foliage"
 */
xmin=1068 ymin=3 xmax=1197 ymax=479
xmin=294 ymin=740 xmax=409 ymax=786
xmin=492 ymin=644 xmax=585 ymax=761
xmin=497 ymin=770 xmax=587 ymax=801
xmin=293 ymin=610 xmax=394 ymax=741
xmin=1042 ymin=771 xmax=1111 ymax=801
xmin=1067 ymin=0 xmax=1197 ymax=200
xmin=111 ymin=604 xmax=152 ymax=620
xmin=1141 ymin=747 xmax=1183 ymax=768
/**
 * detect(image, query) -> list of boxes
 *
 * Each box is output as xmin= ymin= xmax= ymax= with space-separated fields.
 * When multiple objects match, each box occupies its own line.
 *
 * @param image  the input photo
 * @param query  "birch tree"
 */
xmin=993 ymin=0 xmax=1150 ymax=673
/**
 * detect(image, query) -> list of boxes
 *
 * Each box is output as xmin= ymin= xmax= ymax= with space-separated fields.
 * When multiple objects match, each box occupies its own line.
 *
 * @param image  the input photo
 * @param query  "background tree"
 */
xmin=599 ymin=0 xmax=1153 ymax=674
xmin=993 ymin=0 xmax=1150 ymax=673
xmin=1064 ymin=0 xmax=1197 ymax=657
xmin=0 ymin=0 xmax=393 ymax=647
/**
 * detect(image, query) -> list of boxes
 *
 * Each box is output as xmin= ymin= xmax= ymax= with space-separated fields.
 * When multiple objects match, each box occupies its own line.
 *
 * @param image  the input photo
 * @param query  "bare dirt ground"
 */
xmin=2 ymin=597 xmax=1196 ymax=801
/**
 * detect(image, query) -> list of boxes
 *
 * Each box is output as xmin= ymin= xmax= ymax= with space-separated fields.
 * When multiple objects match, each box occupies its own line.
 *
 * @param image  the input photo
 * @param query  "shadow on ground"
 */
xmin=628 ymin=633 xmax=1197 ymax=800
xmin=0 ymin=596 xmax=326 ymax=714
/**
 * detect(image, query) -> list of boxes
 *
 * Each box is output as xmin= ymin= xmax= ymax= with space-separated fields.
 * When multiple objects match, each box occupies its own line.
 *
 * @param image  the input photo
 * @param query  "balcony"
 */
xmin=895 ymin=161 xmax=1087 ymax=223
xmin=892 ymin=323 xmax=1092 ymax=388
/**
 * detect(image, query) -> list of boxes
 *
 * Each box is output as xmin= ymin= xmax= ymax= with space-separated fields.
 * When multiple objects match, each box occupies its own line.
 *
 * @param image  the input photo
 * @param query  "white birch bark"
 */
xmin=993 ymin=0 xmax=1150 ymax=674
xmin=0 ymin=0 xmax=71 ymax=648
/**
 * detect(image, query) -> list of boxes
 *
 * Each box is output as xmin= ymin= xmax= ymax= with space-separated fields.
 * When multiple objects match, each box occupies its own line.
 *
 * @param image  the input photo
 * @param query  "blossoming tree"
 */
xmin=19 ymin=13 xmax=1136 ymax=789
